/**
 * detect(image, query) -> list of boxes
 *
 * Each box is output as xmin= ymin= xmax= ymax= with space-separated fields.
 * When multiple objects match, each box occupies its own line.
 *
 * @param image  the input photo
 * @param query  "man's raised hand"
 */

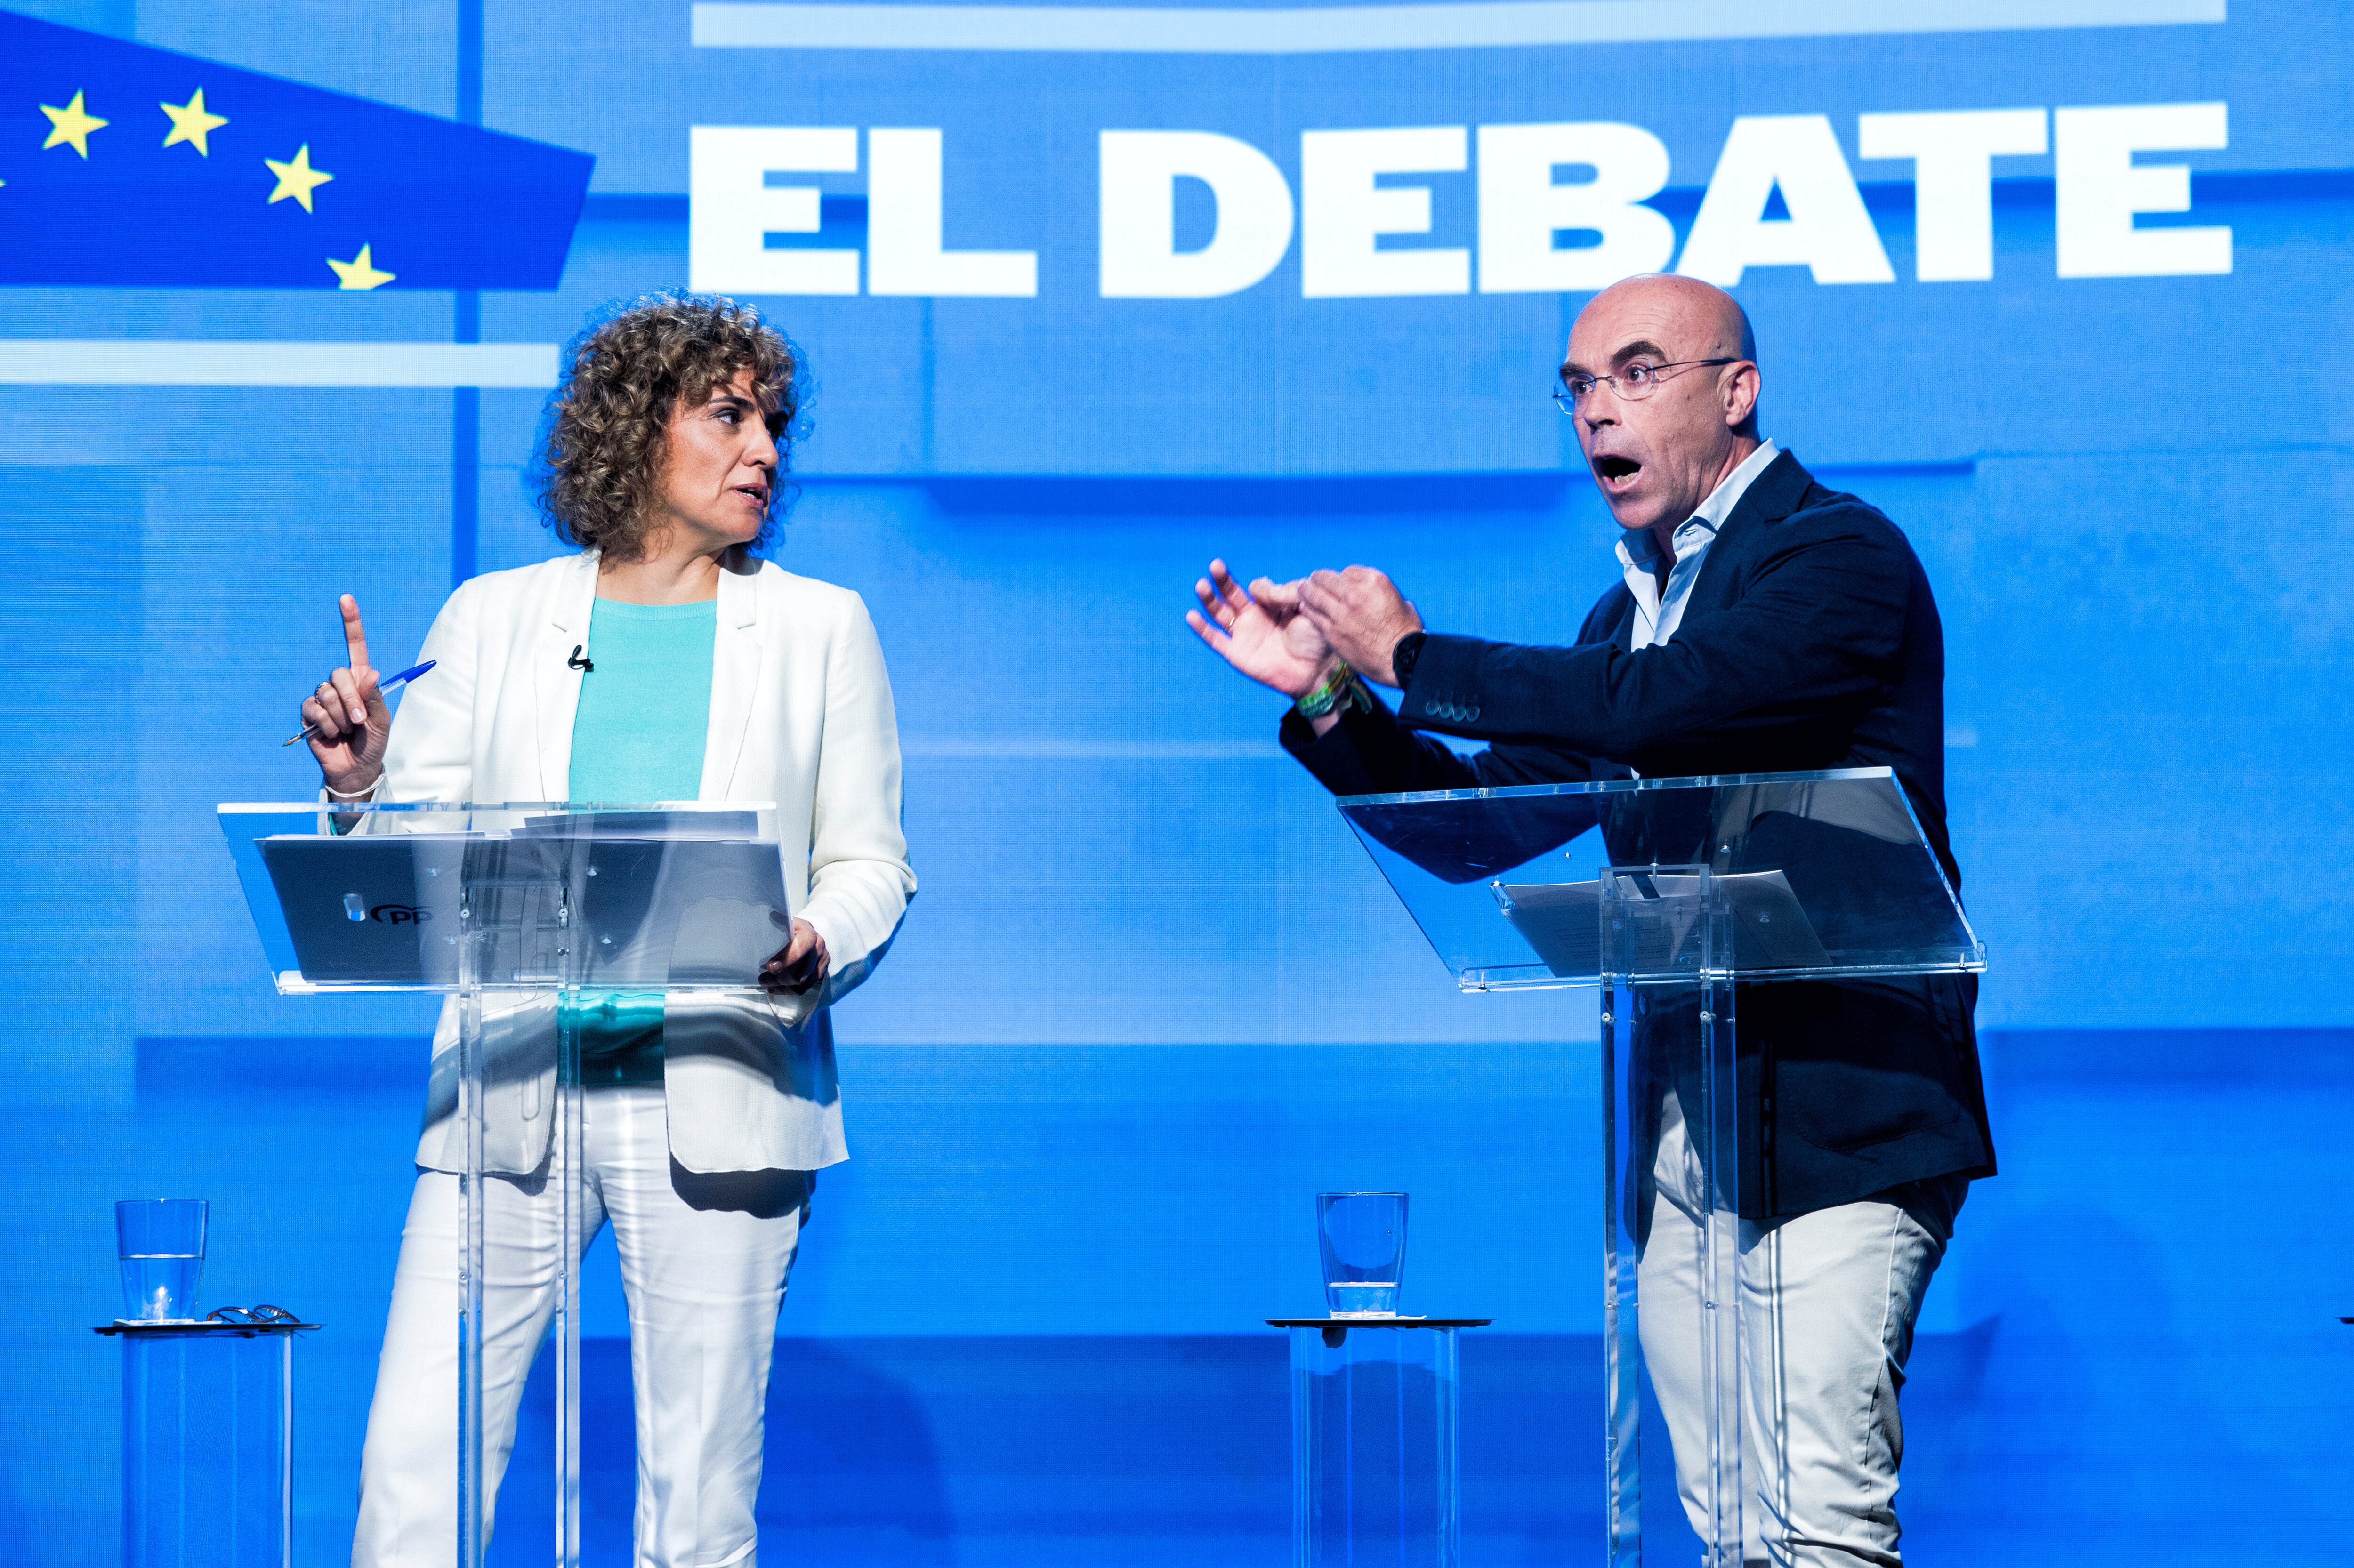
xmin=302 ymin=593 xmax=392 ymax=796
xmin=1187 ymin=560 xmax=1337 ymax=698
xmin=1298 ymin=566 xmax=1424 ymax=687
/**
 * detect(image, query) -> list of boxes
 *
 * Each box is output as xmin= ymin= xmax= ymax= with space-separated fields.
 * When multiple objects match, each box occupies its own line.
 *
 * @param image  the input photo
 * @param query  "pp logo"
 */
xmin=370 ymin=904 xmax=432 ymax=926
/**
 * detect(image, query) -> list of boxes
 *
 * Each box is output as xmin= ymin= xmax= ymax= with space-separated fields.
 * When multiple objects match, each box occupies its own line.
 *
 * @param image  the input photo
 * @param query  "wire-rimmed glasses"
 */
xmin=1554 ymin=357 xmax=1738 ymax=414
xmin=206 ymin=1304 xmax=302 ymax=1326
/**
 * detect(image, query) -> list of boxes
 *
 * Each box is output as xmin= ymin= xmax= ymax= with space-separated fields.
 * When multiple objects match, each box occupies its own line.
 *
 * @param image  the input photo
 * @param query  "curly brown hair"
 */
xmin=536 ymin=290 xmax=805 ymax=561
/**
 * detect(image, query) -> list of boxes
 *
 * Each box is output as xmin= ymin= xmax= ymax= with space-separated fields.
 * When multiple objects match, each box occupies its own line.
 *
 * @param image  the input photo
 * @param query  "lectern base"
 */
xmin=1273 ymin=1318 xmax=1489 ymax=1568
xmin=102 ymin=1321 xmax=309 ymax=1568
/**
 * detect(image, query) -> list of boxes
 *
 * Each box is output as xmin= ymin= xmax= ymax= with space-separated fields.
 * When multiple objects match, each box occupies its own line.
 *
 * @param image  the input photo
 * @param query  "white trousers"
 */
xmin=353 ymin=1085 xmax=812 ymax=1568
xmin=1638 ymin=1098 xmax=1964 ymax=1568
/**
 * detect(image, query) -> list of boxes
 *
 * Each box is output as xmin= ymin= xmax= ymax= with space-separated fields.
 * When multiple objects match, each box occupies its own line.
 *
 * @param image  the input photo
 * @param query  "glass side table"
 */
xmin=1269 ymin=1318 xmax=1490 ymax=1568
xmin=96 ymin=1319 xmax=317 ymax=1568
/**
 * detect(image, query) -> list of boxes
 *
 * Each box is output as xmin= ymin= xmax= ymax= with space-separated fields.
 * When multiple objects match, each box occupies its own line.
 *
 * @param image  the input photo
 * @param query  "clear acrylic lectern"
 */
xmin=217 ymin=801 xmax=791 ymax=1568
xmin=1333 ymin=768 xmax=1983 ymax=1566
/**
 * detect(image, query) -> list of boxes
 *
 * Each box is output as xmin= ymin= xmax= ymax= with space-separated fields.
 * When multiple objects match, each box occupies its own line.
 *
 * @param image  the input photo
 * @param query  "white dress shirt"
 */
xmin=1616 ymin=438 xmax=1781 ymax=650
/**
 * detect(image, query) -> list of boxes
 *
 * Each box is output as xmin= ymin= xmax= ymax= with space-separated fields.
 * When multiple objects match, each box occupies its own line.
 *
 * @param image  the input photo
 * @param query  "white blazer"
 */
xmin=370 ymin=549 xmax=915 ymax=1176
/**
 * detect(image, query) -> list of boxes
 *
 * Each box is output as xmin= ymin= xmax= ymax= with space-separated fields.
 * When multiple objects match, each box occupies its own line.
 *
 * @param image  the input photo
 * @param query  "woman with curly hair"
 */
xmin=301 ymin=292 xmax=915 ymax=1567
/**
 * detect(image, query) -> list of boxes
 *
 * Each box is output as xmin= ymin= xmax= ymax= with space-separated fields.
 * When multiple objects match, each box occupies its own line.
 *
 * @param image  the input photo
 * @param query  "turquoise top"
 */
xmin=569 ymin=597 xmax=717 ymax=803
xmin=566 ymin=596 xmax=718 ymax=1084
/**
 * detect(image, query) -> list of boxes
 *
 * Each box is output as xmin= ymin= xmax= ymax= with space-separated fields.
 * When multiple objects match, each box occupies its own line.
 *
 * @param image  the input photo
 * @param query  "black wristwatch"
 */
xmin=1391 ymin=630 xmax=1427 ymax=688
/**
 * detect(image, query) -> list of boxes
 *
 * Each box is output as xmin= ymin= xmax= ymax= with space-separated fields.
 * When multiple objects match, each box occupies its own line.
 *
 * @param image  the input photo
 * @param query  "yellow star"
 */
xmin=327 ymin=244 xmax=395 ymax=291
xmin=160 ymin=88 xmax=228 ymax=157
xmin=265 ymin=143 xmax=334 ymax=212
xmin=40 ymin=90 xmax=109 ymax=158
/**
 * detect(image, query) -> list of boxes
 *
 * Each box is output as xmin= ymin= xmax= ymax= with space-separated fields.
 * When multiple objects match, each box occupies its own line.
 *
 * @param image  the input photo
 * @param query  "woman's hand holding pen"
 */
xmin=305 ymin=594 xmax=391 ymax=796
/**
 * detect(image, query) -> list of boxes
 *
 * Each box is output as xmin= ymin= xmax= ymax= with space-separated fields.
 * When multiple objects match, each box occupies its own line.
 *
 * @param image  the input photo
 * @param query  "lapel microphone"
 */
xmin=567 ymin=644 xmax=594 ymax=673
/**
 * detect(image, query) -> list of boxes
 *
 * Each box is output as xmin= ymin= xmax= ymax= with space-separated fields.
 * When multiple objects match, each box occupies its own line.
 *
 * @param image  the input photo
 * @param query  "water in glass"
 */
xmin=1325 ymin=1280 xmax=1400 ymax=1316
xmin=120 ymin=1255 xmax=203 ymax=1321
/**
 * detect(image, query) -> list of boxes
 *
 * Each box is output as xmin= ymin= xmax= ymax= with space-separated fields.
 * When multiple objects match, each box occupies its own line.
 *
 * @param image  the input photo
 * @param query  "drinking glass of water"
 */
xmin=1317 ymin=1192 xmax=1407 ymax=1318
xmin=117 ymin=1199 xmax=207 ymax=1323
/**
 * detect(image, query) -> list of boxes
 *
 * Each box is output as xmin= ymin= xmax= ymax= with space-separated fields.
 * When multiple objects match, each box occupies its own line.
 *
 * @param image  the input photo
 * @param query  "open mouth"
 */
xmin=734 ymin=484 xmax=768 ymax=507
xmin=1592 ymin=454 xmax=1642 ymax=491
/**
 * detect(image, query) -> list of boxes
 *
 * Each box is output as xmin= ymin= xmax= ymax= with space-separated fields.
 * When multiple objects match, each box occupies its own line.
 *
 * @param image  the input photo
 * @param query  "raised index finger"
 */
xmin=340 ymin=593 xmax=371 ymax=672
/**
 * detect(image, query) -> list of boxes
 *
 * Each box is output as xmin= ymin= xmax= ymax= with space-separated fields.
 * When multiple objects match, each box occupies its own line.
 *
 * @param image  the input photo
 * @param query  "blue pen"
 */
xmin=282 ymin=659 xmax=437 ymax=746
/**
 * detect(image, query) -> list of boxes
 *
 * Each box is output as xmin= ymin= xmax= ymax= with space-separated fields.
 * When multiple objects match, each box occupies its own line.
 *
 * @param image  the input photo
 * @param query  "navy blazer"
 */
xmin=1280 ymin=451 xmax=1995 ymax=1218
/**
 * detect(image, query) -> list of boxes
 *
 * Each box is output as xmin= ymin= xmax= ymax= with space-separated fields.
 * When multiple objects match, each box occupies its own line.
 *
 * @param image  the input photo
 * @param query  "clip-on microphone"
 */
xmin=567 ymin=644 xmax=594 ymax=673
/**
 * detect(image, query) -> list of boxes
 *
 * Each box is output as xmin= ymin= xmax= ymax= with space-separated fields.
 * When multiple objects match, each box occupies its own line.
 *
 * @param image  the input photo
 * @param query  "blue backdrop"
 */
xmin=1 ymin=1 xmax=2349 ymax=1563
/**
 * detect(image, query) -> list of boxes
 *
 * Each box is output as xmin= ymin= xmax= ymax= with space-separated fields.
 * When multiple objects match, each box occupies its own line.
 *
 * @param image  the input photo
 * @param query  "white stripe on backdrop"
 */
xmin=692 ymin=0 xmax=2223 ymax=54
xmin=0 ymin=340 xmax=561 ymax=388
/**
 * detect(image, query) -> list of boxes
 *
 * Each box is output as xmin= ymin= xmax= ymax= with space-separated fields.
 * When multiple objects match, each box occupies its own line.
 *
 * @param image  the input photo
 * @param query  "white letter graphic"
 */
xmin=1677 ymin=115 xmax=1894 ymax=287
xmin=1857 ymin=108 xmax=2047 ymax=281
xmin=1477 ymin=122 xmax=1674 ymax=294
xmin=2055 ymin=103 xmax=2230 ymax=278
xmin=689 ymin=126 xmax=859 ymax=296
xmin=867 ymin=128 xmax=1038 ymax=297
xmin=1300 ymin=127 xmax=1470 ymax=299
xmin=1100 ymin=131 xmax=1294 ymax=299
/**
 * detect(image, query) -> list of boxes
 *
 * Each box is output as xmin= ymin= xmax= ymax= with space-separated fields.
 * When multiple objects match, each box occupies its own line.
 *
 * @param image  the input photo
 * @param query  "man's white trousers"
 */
xmin=352 ymin=1084 xmax=811 ymax=1568
xmin=1638 ymin=1100 xmax=1965 ymax=1568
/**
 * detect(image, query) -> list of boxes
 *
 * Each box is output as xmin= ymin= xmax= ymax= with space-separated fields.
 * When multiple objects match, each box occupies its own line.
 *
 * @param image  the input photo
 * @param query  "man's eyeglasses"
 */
xmin=1554 ymin=358 xmax=1738 ymax=414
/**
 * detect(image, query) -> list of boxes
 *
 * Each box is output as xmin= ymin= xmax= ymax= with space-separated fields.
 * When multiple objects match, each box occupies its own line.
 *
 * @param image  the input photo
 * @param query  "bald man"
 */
xmin=1190 ymin=274 xmax=1991 ymax=1567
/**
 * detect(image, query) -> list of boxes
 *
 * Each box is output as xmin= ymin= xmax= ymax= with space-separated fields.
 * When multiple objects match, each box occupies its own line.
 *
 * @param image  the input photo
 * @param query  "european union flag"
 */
xmin=0 ymin=13 xmax=593 ymax=289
